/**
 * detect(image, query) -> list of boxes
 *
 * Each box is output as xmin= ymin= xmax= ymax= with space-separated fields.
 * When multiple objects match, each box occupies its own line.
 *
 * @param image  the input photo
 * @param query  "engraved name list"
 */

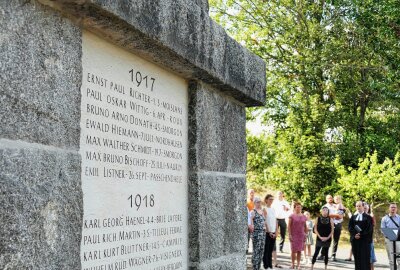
xmin=80 ymin=31 xmax=189 ymax=270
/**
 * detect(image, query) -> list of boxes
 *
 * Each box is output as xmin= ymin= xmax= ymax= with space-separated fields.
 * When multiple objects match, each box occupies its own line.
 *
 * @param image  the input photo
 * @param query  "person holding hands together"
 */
xmin=349 ymin=201 xmax=373 ymax=270
xmin=263 ymin=194 xmax=278 ymax=270
xmin=288 ymin=202 xmax=308 ymax=269
xmin=311 ymin=206 xmax=334 ymax=270
xmin=250 ymin=197 xmax=267 ymax=270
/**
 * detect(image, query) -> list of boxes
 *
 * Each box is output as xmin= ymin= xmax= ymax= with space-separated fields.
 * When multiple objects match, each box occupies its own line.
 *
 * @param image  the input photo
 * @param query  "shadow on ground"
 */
xmin=246 ymin=251 xmax=390 ymax=270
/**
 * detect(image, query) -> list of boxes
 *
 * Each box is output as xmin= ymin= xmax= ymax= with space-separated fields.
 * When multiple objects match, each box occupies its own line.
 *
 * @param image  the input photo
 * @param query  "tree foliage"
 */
xmin=210 ymin=0 xmax=400 ymax=211
xmin=336 ymin=152 xmax=400 ymax=211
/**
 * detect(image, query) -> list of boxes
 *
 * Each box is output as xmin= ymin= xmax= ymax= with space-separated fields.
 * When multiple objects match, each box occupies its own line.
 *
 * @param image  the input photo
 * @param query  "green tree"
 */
xmin=336 ymin=151 xmax=400 ymax=211
xmin=211 ymin=0 xmax=400 ymax=210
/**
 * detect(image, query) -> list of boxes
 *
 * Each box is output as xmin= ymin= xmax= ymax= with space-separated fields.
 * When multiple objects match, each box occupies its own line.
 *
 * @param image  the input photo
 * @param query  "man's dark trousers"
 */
xmin=331 ymin=222 xmax=342 ymax=258
xmin=263 ymin=234 xmax=276 ymax=269
xmin=277 ymin=219 xmax=286 ymax=252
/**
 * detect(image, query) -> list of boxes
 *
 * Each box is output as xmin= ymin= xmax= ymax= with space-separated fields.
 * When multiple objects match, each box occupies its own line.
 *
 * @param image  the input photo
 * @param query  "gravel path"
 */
xmin=246 ymin=242 xmax=390 ymax=270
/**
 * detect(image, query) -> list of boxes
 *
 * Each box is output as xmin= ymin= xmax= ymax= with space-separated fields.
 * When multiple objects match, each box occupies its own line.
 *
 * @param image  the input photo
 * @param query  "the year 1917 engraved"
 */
xmin=129 ymin=68 xmax=156 ymax=91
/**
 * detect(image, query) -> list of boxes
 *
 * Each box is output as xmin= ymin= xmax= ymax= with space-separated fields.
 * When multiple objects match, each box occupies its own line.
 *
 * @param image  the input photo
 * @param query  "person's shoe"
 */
xmin=317 ymin=255 xmax=324 ymax=260
xmin=330 ymin=256 xmax=337 ymax=262
xmin=344 ymin=258 xmax=352 ymax=261
xmin=279 ymin=248 xmax=283 ymax=253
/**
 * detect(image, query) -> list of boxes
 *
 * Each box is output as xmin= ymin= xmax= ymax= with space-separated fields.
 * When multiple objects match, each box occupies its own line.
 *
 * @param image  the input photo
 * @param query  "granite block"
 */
xmin=0 ymin=147 xmax=83 ymax=269
xmin=0 ymin=0 xmax=82 ymax=149
xmin=189 ymin=173 xmax=247 ymax=266
xmin=198 ymin=253 xmax=246 ymax=270
xmin=37 ymin=0 xmax=266 ymax=106
xmin=189 ymin=82 xmax=247 ymax=174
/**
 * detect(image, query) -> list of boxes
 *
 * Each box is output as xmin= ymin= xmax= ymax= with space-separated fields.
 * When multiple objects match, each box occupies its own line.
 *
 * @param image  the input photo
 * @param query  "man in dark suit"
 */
xmin=349 ymin=201 xmax=373 ymax=270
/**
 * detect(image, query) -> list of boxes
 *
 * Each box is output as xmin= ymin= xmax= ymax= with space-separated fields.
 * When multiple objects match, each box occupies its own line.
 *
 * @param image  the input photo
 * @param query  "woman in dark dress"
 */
xmin=349 ymin=201 xmax=373 ymax=270
xmin=311 ymin=206 xmax=334 ymax=270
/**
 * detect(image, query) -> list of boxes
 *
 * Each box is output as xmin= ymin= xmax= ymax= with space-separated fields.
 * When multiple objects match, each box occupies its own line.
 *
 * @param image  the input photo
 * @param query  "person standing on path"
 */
xmin=304 ymin=211 xmax=314 ymax=264
xmin=311 ymin=206 xmax=334 ymax=270
xmin=249 ymin=197 xmax=267 ymax=270
xmin=272 ymin=191 xmax=290 ymax=253
xmin=263 ymin=194 xmax=278 ymax=270
xmin=363 ymin=202 xmax=377 ymax=270
xmin=349 ymin=201 xmax=373 ymax=270
xmin=319 ymin=194 xmax=344 ymax=261
xmin=381 ymin=203 xmax=400 ymax=270
xmin=247 ymin=189 xmax=255 ymax=253
xmin=288 ymin=202 xmax=308 ymax=269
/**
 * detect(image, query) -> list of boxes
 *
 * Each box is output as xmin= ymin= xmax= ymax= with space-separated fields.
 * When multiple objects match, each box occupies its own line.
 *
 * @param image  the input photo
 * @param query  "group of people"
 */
xmin=247 ymin=190 xmax=400 ymax=270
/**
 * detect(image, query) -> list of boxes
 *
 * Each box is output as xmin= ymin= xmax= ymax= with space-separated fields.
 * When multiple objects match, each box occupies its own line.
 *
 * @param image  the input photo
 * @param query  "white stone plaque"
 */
xmin=80 ymin=31 xmax=188 ymax=270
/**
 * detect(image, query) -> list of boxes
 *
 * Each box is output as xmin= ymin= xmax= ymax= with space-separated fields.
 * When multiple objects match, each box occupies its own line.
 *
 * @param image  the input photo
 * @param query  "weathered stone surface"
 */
xmin=198 ymin=253 xmax=246 ymax=270
xmin=0 ymin=145 xmax=82 ymax=269
xmin=0 ymin=0 xmax=82 ymax=149
xmin=37 ymin=0 xmax=266 ymax=106
xmin=0 ymin=2 xmax=83 ymax=268
xmin=195 ymin=0 xmax=209 ymax=12
xmin=188 ymin=173 xmax=247 ymax=268
xmin=189 ymin=81 xmax=247 ymax=174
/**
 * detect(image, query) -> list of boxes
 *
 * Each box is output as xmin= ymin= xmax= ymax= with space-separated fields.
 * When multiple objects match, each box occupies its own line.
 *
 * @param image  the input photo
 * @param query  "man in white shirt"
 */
xmin=263 ymin=194 xmax=278 ymax=270
xmin=318 ymin=194 xmax=343 ymax=261
xmin=272 ymin=191 xmax=290 ymax=252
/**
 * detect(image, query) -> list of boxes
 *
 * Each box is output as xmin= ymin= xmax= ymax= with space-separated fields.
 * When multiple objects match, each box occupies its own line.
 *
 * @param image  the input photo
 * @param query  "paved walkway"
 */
xmin=247 ymin=242 xmax=390 ymax=270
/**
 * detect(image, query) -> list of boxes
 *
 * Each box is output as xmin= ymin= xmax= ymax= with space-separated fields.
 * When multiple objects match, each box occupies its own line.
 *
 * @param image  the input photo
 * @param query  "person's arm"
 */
xmin=303 ymin=218 xmax=308 ymax=242
xmin=304 ymin=218 xmax=308 ymax=235
xmin=313 ymin=219 xmax=318 ymax=236
xmin=264 ymin=209 xmax=270 ymax=232
xmin=284 ymin=201 xmax=290 ymax=211
xmin=329 ymin=211 xmax=343 ymax=219
xmin=288 ymin=215 xmax=293 ymax=241
xmin=380 ymin=216 xmax=386 ymax=230
xmin=249 ymin=210 xmax=255 ymax=232
xmin=328 ymin=219 xmax=334 ymax=239
xmin=275 ymin=220 xmax=279 ymax=236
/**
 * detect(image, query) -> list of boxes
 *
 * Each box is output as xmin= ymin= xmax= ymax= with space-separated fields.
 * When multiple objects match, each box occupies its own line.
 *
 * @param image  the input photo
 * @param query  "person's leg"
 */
xmin=269 ymin=236 xmax=276 ymax=268
xmin=247 ymin=230 xmax=251 ymax=253
xmin=353 ymin=241 xmax=364 ymax=270
xmin=364 ymin=240 xmax=372 ymax=270
xmin=296 ymin=251 xmax=301 ymax=269
xmin=385 ymin=238 xmax=395 ymax=270
xmin=396 ymin=241 xmax=400 ymax=270
xmin=370 ymin=242 xmax=376 ymax=270
xmin=263 ymin=234 xmax=274 ymax=269
xmin=259 ymin=233 xmax=266 ymax=270
xmin=331 ymin=223 xmax=342 ymax=259
xmin=345 ymin=248 xmax=353 ymax=261
xmin=279 ymin=219 xmax=287 ymax=252
xmin=272 ymin=250 xmax=278 ymax=268
xmin=291 ymin=251 xmax=296 ymax=268
xmin=322 ymin=247 xmax=329 ymax=265
xmin=263 ymin=234 xmax=269 ymax=269
xmin=312 ymin=246 xmax=322 ymax=265
xmin=272 ymin=241 xmax=279 ymax=268
xmin=252 ymin=232 xmax=262 ymax=270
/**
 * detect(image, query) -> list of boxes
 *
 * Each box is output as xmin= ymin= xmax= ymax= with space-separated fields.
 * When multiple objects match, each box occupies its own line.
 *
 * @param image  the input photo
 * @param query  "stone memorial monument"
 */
xmin=0 ymin=0 xmax=265 ymax=269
